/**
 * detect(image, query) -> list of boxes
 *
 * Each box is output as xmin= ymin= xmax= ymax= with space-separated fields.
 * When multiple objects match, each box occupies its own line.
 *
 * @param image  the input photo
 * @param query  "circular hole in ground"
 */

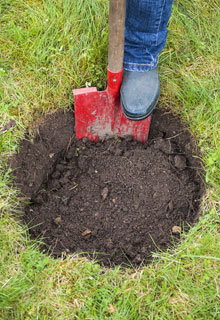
xmin=11 ymin=108 xmax=204 ymax=267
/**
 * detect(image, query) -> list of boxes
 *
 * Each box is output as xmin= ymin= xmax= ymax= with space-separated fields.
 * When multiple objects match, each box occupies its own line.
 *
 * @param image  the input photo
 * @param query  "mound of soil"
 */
xmin=10 ymin=109 xmax=204 ymax=267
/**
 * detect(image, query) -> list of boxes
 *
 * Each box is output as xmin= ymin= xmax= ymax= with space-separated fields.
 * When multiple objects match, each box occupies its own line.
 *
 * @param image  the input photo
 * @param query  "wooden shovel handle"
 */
xmin=108 ymin=0 xmax=126 ymax=73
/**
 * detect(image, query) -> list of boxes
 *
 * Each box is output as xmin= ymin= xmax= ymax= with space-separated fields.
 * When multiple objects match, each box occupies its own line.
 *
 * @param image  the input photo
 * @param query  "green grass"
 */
xmin=0 ymin=0 xmax=220 ymax=319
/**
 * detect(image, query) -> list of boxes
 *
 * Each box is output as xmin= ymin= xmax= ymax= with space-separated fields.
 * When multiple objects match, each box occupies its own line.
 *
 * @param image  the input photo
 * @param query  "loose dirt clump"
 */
xmin=10 ymin=109 xmax=204 ymax=267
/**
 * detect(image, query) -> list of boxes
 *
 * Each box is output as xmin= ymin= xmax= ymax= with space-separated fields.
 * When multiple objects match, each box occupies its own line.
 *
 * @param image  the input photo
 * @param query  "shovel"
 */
xmin=73 ymin=0 xmax=151 ymax=143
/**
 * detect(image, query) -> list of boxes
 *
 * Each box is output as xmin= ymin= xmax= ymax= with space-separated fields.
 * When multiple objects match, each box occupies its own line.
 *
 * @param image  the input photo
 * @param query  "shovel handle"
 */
xmin=108 ymin=0 xmax=126 ymax=73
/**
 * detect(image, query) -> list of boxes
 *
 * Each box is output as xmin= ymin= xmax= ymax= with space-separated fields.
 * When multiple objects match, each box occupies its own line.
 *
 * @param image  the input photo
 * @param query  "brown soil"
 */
xmin=10 ymin=108 xmax=204 ymax=267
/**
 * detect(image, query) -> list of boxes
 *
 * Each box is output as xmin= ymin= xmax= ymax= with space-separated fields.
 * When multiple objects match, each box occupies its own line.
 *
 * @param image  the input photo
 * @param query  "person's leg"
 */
xmin=121 ymin=0 xmax=173 ymax=120
xmin=124 ymin=0 xmax=173 ymax=72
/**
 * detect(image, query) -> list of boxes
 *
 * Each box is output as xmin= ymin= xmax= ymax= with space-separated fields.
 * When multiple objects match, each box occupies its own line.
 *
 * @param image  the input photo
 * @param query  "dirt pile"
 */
xmin=11 ymin=109 xmax=204 ymax=267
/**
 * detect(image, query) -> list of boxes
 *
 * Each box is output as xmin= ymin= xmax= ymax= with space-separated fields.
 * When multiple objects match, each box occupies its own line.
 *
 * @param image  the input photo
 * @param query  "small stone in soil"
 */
xmin=54 ymin=217 xmax=61 ymax=225
xmin=154 ymin=138 xmax=173 ymax=154
xmin=168 ymin=200 xmax=174 ymax=211
xmin=172 ymin=226 xmax=181 ymax=234
xmin=93 ymin=212 xmax=99 ymax=217
xmin=101 ymin=187 xmax=109 ymax=200
xmin=174 ymin=155 xmax=187 ymax=170
xmin=82 ymin=229 xmax=92 ymax=237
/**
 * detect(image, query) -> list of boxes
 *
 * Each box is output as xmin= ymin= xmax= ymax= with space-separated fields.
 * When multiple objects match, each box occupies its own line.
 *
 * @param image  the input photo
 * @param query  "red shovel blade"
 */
xmin=73 ymin=69 xmax=151 ymax=143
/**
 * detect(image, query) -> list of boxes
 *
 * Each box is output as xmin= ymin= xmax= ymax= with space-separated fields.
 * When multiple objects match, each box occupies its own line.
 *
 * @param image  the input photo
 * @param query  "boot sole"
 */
xmin=121 ymin=97 xmax=159 ymax=121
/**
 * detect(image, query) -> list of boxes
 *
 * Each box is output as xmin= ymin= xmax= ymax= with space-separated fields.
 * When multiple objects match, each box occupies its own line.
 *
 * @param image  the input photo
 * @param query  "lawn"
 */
xmin=0 ymin=0 xmax=220 ymax=319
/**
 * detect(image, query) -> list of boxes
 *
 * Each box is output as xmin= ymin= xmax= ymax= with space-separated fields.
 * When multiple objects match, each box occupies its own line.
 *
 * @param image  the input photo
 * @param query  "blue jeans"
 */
xmin=124 ymin=0 xmax=173 ymax=71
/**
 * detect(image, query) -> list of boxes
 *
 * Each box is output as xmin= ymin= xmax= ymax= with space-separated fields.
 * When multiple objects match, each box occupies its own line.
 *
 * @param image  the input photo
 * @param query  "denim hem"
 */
xmin=123 ymin=61 xmax=158 ymax=72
